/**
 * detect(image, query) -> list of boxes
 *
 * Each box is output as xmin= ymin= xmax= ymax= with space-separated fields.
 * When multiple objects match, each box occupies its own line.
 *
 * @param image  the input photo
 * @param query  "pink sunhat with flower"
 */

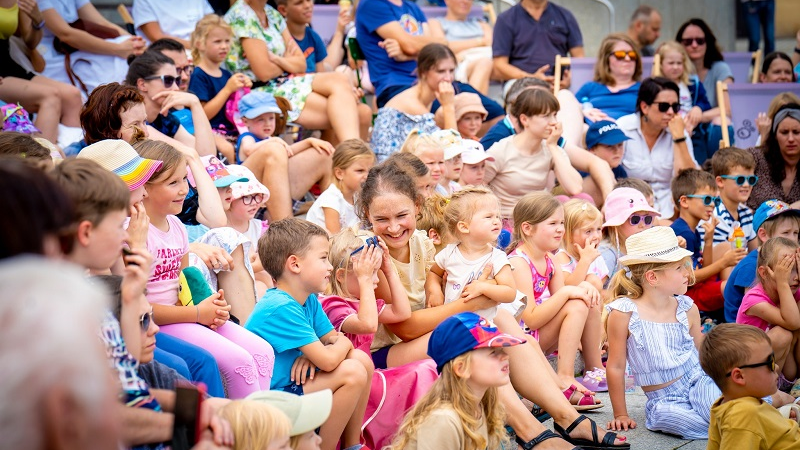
xmin=227 ymin=164 xmax=270 ymax=204
xmin=602 ymin=187 xmax=661 ymax=228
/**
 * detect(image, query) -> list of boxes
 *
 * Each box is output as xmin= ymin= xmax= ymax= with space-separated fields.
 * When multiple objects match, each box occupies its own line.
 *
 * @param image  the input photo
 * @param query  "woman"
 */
xmin=428 ymin=0 xmax=493 ymax=95
xmin=676 ymin=18 xmax=731 ymax=110
xmin=747 ymin=103 xmax=800 ymax=209
xmin=371 ymin=43 xmax=456 ymax=162
xmin=575 ymin=33 xmax=642 ymax=123
xmin=81 ymin=82 xmax=148 ymax=145
xmin=619 ymin=77 xmax=697 ymax=217
xmin=760 ymin=51 xmax=796 ymax=83
xmin=224 ymin=0 xmax=369 ymax=143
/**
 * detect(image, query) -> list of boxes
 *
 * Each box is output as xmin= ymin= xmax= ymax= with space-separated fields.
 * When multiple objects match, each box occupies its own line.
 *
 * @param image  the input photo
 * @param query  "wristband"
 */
xmin=32 ymin=19 xmax=45 ymax=30
xmin=672 ymin=136 xmax=687 ymax=143
xmin=795 ymin=47 xmax=800 ymax=54
xmin=557 ymin=136 xmax=567 ymax=148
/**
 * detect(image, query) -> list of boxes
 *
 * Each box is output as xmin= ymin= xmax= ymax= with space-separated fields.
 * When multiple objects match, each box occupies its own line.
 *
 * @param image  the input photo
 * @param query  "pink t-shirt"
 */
xmin=320 ymin=294 xmax=386 ymax=354
xmin=736 ymin=283 xmax=800 ymax=331
xmin=145 ymin=215 xmax=189 ymax=306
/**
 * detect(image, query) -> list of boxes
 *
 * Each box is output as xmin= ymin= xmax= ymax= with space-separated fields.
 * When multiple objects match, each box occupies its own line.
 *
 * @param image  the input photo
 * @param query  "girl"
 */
xmin=656 ymin=41 xmax=713 ymax=136
xmin=417 ymin=194 xmax=451 ymax=254
xmin=554 ymin=198 xmax=609 ymax=392
xmin=736 ymin=237 xmax=800 ymax=384
xmin=188 ymin=14 xmax=253 ymax=162
xmin=136 ymin=139 xmax=275 ymax=398
xmin=401 ymin=130 xmax=447 ymax=188
xmin=388 ymin=312 xmax=522 ymax=450
xmin=425 ymin=187 xmax=521 ymax=321
xmin=306 ymin=139 xmax=375 ymax=234
xmin=383 ymin=151 xmax=436 ymax=200
xmin=218 ymin=400 xmax=292 ymax=450
xmin=507 ymin=192 xmax=603 ymax=408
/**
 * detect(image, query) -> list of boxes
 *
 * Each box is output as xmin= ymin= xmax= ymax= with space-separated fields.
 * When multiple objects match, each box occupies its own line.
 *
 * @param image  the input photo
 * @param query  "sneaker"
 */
xmin=580 ymin=367 xmax=608 ymax=392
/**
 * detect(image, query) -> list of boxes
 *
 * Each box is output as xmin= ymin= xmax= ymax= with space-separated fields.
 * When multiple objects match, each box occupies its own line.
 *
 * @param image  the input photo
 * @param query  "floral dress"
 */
xmin=225 ymin=0 xmax=314 ymax=122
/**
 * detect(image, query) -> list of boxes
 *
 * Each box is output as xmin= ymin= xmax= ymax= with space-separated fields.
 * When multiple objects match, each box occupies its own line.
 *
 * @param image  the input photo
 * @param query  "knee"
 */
xmin=564 ymin=299 xmax=589 ymax=316
xmin=253 ymin=143 xmax=289 ymax=165
xmin=357 ymin=103 xmax=372 ymax=125
xmin=770 ymin=327 xmax=794 ymax=349
xmin=351 ymin=349 xmax=375 ymax=374
xmin=38 ymin=87 xmax=61 ymax=109
xmin=60 ymin=84 xmax=82 ymax=105
xmin=336 ymin=358 xmax=369 ymax=386
xmin=327 ymin=71 xmax=351 ymax=89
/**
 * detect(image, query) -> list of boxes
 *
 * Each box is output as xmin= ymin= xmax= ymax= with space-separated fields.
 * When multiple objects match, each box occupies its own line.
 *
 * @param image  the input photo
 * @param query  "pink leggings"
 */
xmin=160 ymin=321 xmax=274 ymax=398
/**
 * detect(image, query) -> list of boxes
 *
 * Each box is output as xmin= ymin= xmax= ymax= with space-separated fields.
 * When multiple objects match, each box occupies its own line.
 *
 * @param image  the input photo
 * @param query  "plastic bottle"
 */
xmin=731 ymin=221 xmax=745 ymax=249
xmin=624 ymin=363 xmax=635 ymax=393
xmin=580 ymin=97 xmax=593 ymax=112
xmin=339 ymin=0 xmax=351 ymax=12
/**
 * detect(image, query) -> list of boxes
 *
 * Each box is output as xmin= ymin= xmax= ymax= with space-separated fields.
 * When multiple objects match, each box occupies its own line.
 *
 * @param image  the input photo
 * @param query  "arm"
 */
xmin=152 ymin=91 xmax=216 ymax=158
xmin=429 ymin=19 xmax=487 ymax=55
xmin=139 ymin=22 xmax=191 ymax=48
xmin=322 ymin=208 xmax=342 ymax=234
xmin=701 ymin=217 xmax=718 ymax=267
xmin=375 ymin=21 xmax=444 ymax=57
xmin=492 ymin=56 xmax=552 ymax=82
xmin=118 ymin=404 xmax=173 ymax=445
xmin=298 ymin=334 xmax=353 ymax=372
xmin=378 ymin=240 xmax=412 ymax=323
xmin=384 ymin=294 xmax=497 ymax=340
xmin=564 ymin=142 xmax=614 ymax=201
xmin=686 ymin=303 xmax=704 ymax=349
xmin=270 ymin=29 xmax=307 ymax=74
xmin=200 ymin=73 xmax=251 ymax=120
xmin=424 ymin=262 xmax=446 ymax=307
xmin=152 ymin=290 xmax=230 ymax=329
xmin=605 ymin=310 xmax=637 ymax=431
xmin=289 ymin=137 xmax=335 ymax=156
xmin=512 ymin=256 xmax=575 ymax=330
xmin=668 ymin=115 xmax=697 ymax=174
xmin=548 ymin=127 xmax=583 ymax=195
xmin=568 ymin=46 xmax=585 ymax=57
xmin=76 ymin=2 xmax=129 ymax=35
xmin=339 ymin=245 xmax=382 ymax=334
xmin=748 ymin=254 xmax=800 ymax=330
xmin=41 ymin=8 xmax=140 ymax=58
xmin=319 ymin=10 xmax=348 ymax=72
xmin=240 ymin=37 xmax=286 ymax=81
xmin=179 ymin=148 xmax=228 ymax=228
xmin=694 ymin=247 xmax=746 ymax=282
xmin=461 ymin=264 xmax=516 ymax=303
xmin=16 ymin=0 xmax=43 ymax=49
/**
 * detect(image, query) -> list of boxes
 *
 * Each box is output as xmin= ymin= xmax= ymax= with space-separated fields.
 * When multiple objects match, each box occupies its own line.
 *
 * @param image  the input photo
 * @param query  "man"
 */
xmin=626 ymin=5 xmax=662 ymax=57
xmin=149 ymin=38 xmax=193 ymax=92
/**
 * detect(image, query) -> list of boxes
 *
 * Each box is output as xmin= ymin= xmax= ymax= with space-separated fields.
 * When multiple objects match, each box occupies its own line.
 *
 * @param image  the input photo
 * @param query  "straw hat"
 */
xmin=618 ymin=226 xmax=694 ymax=265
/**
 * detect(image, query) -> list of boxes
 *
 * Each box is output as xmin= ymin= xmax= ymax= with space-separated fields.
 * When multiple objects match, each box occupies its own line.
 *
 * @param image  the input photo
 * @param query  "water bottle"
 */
xmin=731 ymin=221 xmax=745 ymax=249
xmin=581 ymin=97 xmax=593 ymax=112
xmin=624 ymin=363 xmax=635 ymax=393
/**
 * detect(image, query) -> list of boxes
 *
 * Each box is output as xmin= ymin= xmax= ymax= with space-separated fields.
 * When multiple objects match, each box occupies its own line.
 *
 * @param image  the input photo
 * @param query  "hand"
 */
xmin=223 ymin=73 xmax=250 ymax=95
xmin=210 ymin=290 xmax=231 ymax=329
xmin=668 ymin=115 xmax=686 ymax=139
xmin=767 ymin=253 xmax=795 ymax=285
xmin=352 ymin=242 xmax=381 ymax=282
xmin=531 ymin=64 xmax=554 ymax=84
xmin=545 ymin=121 xmax=564 ymax=147
xmin=18 ymin=0 xmax=42 ymax=22
xmin=722 ymin=247 xmax=747 ymax=268
xmin=435 ymin=81 xmax=455 ymax=107
xmin=290 ymin=355 xmax=318 ymax=385
xmin=607 ymin=415 xmax=637 ymax=431
xmin=120 ymin=247 xmax=152 ymax=305
xmin=376 ymin=237 xmax=394 ymax=275
xmin=677 ymin=236 xmax=687 ymax=249
xmin=190 ymin=243 xmax=234 ymax=272
xmin=336 ymin=8 xmax=351 ymax=32
xmin=197 ymin=290 xmax=230 ymax=328
xmin=195 ymin=398 xmax=234 ymax=448
xmin=574 ymin=241 xmax=601 ymax=264
xmin=461 ymin=280 xmax=490 ymax=302
xmin=577 ymin=281 xmax=601 ymax=308
xmin=427 ymin=291 xmax=445 ymax=308
xmin=700 ymin=216 xmax=719 ymax=239
xmin=127 ymin=201 xmax=150 ymax=250
xmin=151 ymin=90 xmax=201 ymax=115
xmin=756 ymin=112 xmax=771 ymax=140
xmin=378 ymin=38 xmax=404 ymax=59
xmin=560 ymin=68 xmax=572 ymax=89
xmin=685 ymin=106 xmax=702 ymax=132
xmin=117 ymin=36 xmax=145 ymax=58
xmin=583 ymin=108 xmax=611 ymax=123
xmin=307 ymin=138 xmax=335 ymax=155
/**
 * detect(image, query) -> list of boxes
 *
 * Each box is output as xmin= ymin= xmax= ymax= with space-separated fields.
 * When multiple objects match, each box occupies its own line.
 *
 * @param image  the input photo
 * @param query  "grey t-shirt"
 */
xmin=702 ymin=61 xmax=734 ymax=108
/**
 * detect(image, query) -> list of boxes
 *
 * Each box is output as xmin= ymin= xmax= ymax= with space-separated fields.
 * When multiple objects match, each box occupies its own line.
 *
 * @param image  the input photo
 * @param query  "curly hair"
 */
xmin=81 ymin=83 xmax=145 ymax=145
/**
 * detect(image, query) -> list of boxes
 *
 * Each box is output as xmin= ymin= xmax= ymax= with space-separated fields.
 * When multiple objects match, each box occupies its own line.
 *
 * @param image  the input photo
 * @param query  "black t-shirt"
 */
xmin=148 ymin=113 xmax=182 ymax=138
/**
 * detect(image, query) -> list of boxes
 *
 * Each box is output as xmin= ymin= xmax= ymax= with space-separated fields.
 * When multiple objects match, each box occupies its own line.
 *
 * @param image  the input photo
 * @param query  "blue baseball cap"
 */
xmin=752 ymin=199 xmax=800 ymax=232
xmin=585 ymin=120 xmax=630 ymax=149
xmin=427 ymin=312 xmax=526 ymax=373
xmin=238 ymin=91 xmax=283 ymax=119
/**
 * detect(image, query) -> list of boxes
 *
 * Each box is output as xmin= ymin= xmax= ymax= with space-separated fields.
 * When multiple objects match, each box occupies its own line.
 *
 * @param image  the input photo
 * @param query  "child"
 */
xmin=306 ymin=139 xmax=375 ymax=234
xmin=136 ymin=139 xmax=275 ymax=399
xmin=724 ymin=199 xmax=800 ymax=323
xmin=458 ymin=142 xmax=493 ymax=187
xmin=555 ymin=198 xmax=609 ymax=391
xmin=401 ymin=129 xmax=446 ymax=188
xmin=656 ymin=41 xmax=711 ymax=137
xmin=245 ymin=218 xmax=372 ymax=450
xmin=247 ymin=389 xmax=333 ymax=450
xmin=736 ymin=237 xmax=800 ymax=386
xmin=507 ymin=191 xmax=603 ymax=408
xmin=417 ymin=194 xmax=451 ymax=253
xmin=217 ymin=400 xmax=293 ymax=450
xmin=383 ymin=151 xmax=436 ymax=200
xmin=425 ymin=187 xmax=519 ymax=321
xmin=277 ymin=0 xmax=346 ymax=73
xmin=582 ymin=120 xmax=629 ymax=207
xmin=702 ymin=324 xmax=800 ymax=449
xmin=670 ymin=168 xmax=746 ymax=317
xmin=388 ymin=312 xmax=525 ymax=450
xmin=435 ymin=92 xmax=488 ymax=140
xmin=436 ymin=131 xmax=468 ymax=196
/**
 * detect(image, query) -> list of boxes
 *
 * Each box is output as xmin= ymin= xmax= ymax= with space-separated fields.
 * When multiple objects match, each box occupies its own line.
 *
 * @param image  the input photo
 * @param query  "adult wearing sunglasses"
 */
xmin=676 ymin=19 xmax=732 ymax=112
xmin=575 ymin=34 xmax=642 ymax=124
xmin=619 ymin=77 xmax=697 ymax=218
xmin=747 ymin=104 xmax=800 ymax=210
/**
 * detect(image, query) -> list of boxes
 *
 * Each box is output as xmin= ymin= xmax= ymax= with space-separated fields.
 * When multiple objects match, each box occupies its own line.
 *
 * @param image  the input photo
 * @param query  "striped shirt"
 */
xmin=697 ymin=201 xmax=755 ymax=245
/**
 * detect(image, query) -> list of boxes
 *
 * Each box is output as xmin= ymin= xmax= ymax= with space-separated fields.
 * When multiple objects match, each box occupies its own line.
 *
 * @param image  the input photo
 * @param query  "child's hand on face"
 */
xmin=701 ymin=216 xmax=719 ymax=240
xmin=121 ymin=247 xmax=153 ymax=306
xmin=353 ymin=244 xmax=381 ymax=282
xmin=574 ymin=240 xmax=601 ymax=263
xmin=127 ymin=201 xmax=150 ymax=250
xmin=768 ymin=253 xmax=795 ymax=285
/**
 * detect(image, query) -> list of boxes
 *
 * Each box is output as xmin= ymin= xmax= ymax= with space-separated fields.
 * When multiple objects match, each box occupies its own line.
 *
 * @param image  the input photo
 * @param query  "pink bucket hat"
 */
xmin=602 ymin=187 xmax=661 ymax=227
xmin=227 ymin=164 xmax=270 ymax=203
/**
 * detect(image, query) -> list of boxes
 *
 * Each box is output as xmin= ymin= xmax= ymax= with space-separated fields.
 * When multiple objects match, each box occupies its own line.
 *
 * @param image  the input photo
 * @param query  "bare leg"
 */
xmin=0 ymin=76 xmax=62 ymax=142
xmin=769 ymin=326 xmax=794 ymax=379
xmin=217 ymin=245 xmax=256 ymax=323
xmin=556 ymin=89 xmax=585 ymax=147
xmin=287 ymin=148 xmax=333 ymax=199
xmin=385 ymin=332 xmax=432 ymax=367
xmin=466 ymin=57 xmax=493 ymax=95
xmin=31 ymin=75 xmax=82 ymax=127
xmin=296 ymin=72 xmax=360 ymax=141
xmin=538 ymin=300 xmax=590 ymax=390
xmin=499 ymin=383 xmax=575 ymax=450
xmin=242 ymin=141 xmax=292 ymax=220
xmin=357 ymin=102 xmax=373 ymax=141
xmin=581 ymin=303 xmax=604 ymax=371
xmin=342 ymin=349 xmax=373 ymax=447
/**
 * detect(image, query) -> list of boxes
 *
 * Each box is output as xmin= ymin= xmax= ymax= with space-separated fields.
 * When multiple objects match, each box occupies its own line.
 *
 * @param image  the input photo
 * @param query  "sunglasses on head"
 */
xmin=652 ymin=102 xmax=681 ymax=113
xmin=629 ymin=214 xmax=654 ymax=226
xmin=241 ymin=193 xmax=264 ymax=205
xmin=140 ymin=310 xmax=154 ymax=332
xmin=350 ymin=236 xmax=380 ymax=257
xmin=681 ymin=37 xmax=706 ymax=46
xmin=144 ymin=74 xmax=182 ymax=88
xmin=725 ymin=353 xmax=775 ymax=377
xmin=610 ymin=50 xmax=637 ymax=61
xmin=685 ymin=195 xmax=721 ymax=207
xmin=720 ymin=175 xmax=759 ymax=186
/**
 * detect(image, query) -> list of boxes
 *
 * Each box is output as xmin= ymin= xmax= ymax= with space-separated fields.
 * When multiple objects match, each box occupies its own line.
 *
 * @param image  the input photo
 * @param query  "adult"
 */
xmin=224 ymin=0 xmax=368 ymax=142
xmin=133 ymin=0 xmax=213 ymax=47
xmin=428 ymin=0 xmax=493 ymax=94
xmin=492 ymin=0 xmax=584 ymax=88
xmin=759 ymin=51 xmax=796 ymax=83
xmin=149 ymin=38 xmax=194 ymax=92
xmin=741 ymin=0 xmax=774 ymax=54
xmin=676 ymin=18 xmax=732 ymax=110
xmin=625 ymin=5 xmax=661 ymax=57
xmin=38 ymin=0 xmax=146 ymax=96
xmin=619 ymin=77 xmax=697 ymax=217
xmin=370 ymin=43 xmax=455 ymax=162
xmin=575 ymin=33 xmax=642 ymax=123
xmin=747 ymin=104 xmax=800 ymax=209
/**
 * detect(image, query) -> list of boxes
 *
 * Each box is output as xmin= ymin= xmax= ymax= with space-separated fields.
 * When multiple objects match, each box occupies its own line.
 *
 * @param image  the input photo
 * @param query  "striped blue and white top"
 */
xmin=697 ymin=201 xmax=755 ymax=245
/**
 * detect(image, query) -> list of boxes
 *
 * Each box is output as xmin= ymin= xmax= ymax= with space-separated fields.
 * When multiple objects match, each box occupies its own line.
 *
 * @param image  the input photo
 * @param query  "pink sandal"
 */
xmin=562 ymin=384 xmax=603 ymax=411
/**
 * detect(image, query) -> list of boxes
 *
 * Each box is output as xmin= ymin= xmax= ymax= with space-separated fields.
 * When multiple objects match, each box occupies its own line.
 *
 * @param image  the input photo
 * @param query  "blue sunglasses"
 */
xmin=350 ymin=236 xmax=380 ymax=256
xmin=685 ymin=195 xmax=721 ymax=207
xmin=720 ymin=175 xmax=759 ymax=186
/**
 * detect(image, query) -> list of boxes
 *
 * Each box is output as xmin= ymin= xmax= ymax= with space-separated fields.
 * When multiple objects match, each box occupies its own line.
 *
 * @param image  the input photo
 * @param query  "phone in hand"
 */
xmin=171 ymin=382 xmax=207 ymax=450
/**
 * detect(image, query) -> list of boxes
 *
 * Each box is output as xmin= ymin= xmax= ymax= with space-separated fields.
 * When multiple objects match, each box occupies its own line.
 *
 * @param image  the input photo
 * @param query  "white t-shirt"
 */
xmin=306 ymin=184 xmax=359 ymax=232
xmin=133 ymin=0 xmax=213 ymax=43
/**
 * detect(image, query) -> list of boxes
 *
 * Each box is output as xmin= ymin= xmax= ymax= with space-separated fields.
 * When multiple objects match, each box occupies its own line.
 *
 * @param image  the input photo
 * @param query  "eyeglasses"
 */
xmin=176 ymin=65 xmax=194 ymax=76
xmin=681 ymin=37 xmax=706 ymax=46
xmin=144 ymin=74 xmax=182 ymax=88
xmin=139 ymin=310 xmax=154 ymax=332
xmin=653 ymin=102 xmax=681 ymax=113
xmin=725 ymin=353 xmax=775 ymax=377
xmin=720 ymin=175 xmax=759 ymax=186
xmin=610 ymin=50 xmax=637 ymax=61
xmin=241 ymin=194 xmax=264 ymax=205
xmin=350 ymin=236 xmax=379 ymax=256
xmin=629 ymin=214 xmax=655 ymax=226
xmin=685 ymin=195 xmax=722 ymax=207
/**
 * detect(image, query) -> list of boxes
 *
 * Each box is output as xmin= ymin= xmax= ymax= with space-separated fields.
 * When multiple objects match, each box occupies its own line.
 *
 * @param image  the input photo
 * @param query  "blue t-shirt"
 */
xmin=245 ymin=289 xmax=334 ymax=389
xmin=188 ymin=66 xmax=236 ymax=131
xmin=148 ymin=113 xmax=182 ymax=138
xmin=575 ymin=82 xmax=641 ymax=121
xmin=294 ymin=27 xmax=328 ymax=73
xmin=671 ymin=217 xmax=702 ymax=268
xmin=480 ymin=116 xmax=515 ymax=150
xmin=723 ymin=249 xmax=759 ymax=323
xmin=355 ymin=0 xmax=426 ymax=98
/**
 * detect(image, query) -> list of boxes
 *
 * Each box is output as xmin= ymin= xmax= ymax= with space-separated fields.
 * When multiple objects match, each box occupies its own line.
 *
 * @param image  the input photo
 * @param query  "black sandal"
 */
xmin=516 ymin=429 xmax=578 ymax=450
xmin=554 ymin=415 xmax=631 ymax=449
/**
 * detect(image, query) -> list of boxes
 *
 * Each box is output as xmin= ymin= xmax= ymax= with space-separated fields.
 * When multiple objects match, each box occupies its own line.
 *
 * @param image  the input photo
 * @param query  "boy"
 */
xmin=670 ymin=169 xmax=747 ymax=317
xmin=459 ymin=142 xmax=493 ymax=187
xmin=582 ymin=120 xmax=629 ymax=207
xmin=246 ymin=218 xmax=372 ymax=450
xmin=723 ymin=199 xmax=800 ymax=322
xmin=700 ymin=323 xmax=800 ymax=449
xmin=435 ymin=92 xmax=488 ymax=140
xmin=278 ymin=0 xmax=346 ymax=73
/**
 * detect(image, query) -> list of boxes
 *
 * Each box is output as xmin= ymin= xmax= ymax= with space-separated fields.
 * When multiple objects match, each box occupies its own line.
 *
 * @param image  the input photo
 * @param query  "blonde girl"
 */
xmin=655 ymin=41 xmax=713 ymax=135
xmin=425 ymin=187 xmax=520 ymax=321
xmin=218 ymin=400 xmax=292 ymax=450
xmin=306 ymin=140 xmax=375 ymax=234
xmin=417 ymin=194 xmax=451 ymax=253
xmin=401 ymin=129 xmax=447 ymax=187
xmin=554 ymin=198 xmax=608 ymax=392
xmin=508 ymin=191 xmax=603 ymax=409
xmin=135 ymin=139 xmax=274 ymax=398
xmin=389 ymin=312 xmax=522 ymax=450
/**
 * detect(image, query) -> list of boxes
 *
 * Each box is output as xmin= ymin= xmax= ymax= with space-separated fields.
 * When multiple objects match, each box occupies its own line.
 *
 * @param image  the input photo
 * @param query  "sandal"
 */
xmin=554 ymin=414 xmax=630 ymax=449
xmin=580 ymin=367 xmax=608 ymax=392
xmin=563 ymin=384 xmax=603 ymax=411
xmin=516 ymin=429 xmax=578 ymax=450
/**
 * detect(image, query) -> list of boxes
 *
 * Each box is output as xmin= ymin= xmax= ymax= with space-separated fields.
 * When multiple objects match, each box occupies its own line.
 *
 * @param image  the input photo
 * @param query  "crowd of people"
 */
xmin=3 ymin=0 xmax=800 ymax=449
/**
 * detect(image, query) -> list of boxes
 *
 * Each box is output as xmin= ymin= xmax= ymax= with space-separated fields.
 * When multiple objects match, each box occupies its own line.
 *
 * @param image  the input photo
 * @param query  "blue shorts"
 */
xmin=371 ymin=345 xmax=392 ymax=370
xmin=279 ymin=383 xmax=304 ymax=395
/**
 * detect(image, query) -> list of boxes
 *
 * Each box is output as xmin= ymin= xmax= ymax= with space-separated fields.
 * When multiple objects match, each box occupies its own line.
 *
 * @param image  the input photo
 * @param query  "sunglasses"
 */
xmin=610 ymin=50 xmax=637 ymax=61
xmin=720 ymin=175 xmax=759 ymax=186
xmin=139 ymin=310 xmax=154 ymax=332
xmin=241 ymin=193 xmax=264 ymax=205
xmin=176 ymin=65 xmax=194 ymax=76
xmin=681 ymin=37 xmax=706 ymax=46
xmin=685 ymin=195 xmax=721 ymax=207
xmin=144 ymin=74 xmax=182 ymax=88
xmin=629 ymin=214 xmax=654 ymax=226
xmin=725 ymin=353 xmax=775 ymax=377
xmin=652 ymin=102 xmax=681 ymax=113
xmin=350 ymin=236 xmax=380 ymax=257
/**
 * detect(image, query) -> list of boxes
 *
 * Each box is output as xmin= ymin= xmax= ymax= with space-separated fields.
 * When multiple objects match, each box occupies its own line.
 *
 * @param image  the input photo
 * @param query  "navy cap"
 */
xmin=752 ymin=199 xmax=800 ymax=232
xmin=427 ymin=312 xmax=526 ymax=373
xmin=585 ymin=120 xmax=630 ymax=149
